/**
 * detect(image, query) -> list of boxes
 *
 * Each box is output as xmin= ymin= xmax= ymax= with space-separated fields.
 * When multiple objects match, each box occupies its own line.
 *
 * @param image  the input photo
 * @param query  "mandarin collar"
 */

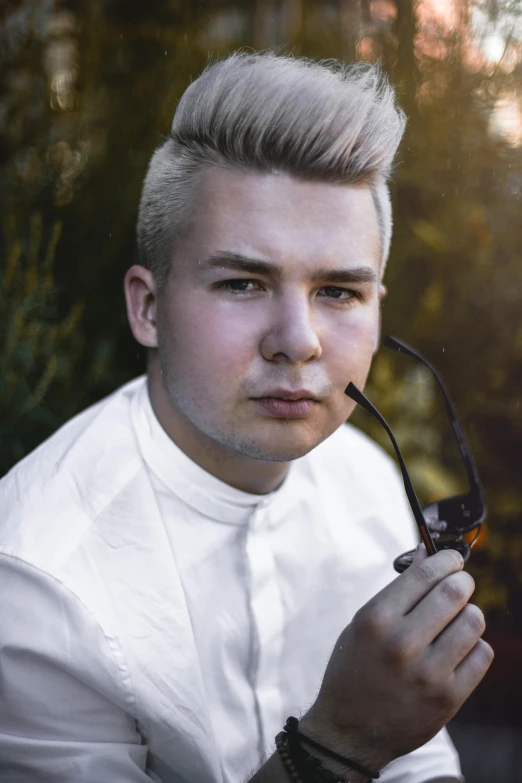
xmin=130 ymin=378 xmax=300 ymax=525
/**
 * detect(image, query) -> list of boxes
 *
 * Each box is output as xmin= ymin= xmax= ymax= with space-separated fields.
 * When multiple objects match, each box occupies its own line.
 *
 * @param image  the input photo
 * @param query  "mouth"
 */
xmin=251 ymin=392 xmax=319 ymax=418
xmin=255 ymin=389 xmax=320 ymax=402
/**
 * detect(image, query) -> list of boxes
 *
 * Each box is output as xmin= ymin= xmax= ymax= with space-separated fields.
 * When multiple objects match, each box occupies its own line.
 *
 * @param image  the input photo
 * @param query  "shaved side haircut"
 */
xmin=138 ymin=51 xmax=406 ymax=290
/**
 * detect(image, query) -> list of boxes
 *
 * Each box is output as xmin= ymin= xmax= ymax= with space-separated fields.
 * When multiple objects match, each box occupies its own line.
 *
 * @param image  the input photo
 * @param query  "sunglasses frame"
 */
xmin=345 ymin=335 xmax=487 ymax=573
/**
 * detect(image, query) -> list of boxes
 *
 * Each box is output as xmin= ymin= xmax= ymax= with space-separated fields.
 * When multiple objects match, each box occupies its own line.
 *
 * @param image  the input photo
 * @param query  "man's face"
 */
xmin=155 ymin=167 xmax=382 ymax=463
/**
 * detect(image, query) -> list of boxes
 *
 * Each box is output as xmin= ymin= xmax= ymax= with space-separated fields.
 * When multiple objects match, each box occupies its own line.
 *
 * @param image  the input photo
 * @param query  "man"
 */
xmin=0 ymin=52 xmax=492 ymax=783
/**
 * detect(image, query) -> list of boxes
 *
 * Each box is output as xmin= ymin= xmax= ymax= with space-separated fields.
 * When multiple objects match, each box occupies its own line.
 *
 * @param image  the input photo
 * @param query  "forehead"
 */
xmin=178 ymin=166 xmax=381 ymax=275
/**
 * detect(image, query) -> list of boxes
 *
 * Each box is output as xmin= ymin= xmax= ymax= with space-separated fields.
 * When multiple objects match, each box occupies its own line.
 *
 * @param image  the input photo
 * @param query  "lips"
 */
xmin=250 ymin=388 xmax=322 ymax=418
xmin=253 ymin=397 xmax=316 ymax=417
xmin=256 ymin=390 xmax=319 ymax=401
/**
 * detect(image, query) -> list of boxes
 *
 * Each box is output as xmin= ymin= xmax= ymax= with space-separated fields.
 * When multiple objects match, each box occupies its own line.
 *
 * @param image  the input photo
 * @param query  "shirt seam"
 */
xmin=0 ymin=551 xmax=138 ymax=718
xmin=87 ymin=453 xmax=144 ymax=527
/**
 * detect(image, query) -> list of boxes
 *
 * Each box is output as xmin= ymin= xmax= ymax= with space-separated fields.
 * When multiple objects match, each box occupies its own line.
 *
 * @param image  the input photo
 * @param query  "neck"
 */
xmin=146 ymin=361 xmax=290 ymax=495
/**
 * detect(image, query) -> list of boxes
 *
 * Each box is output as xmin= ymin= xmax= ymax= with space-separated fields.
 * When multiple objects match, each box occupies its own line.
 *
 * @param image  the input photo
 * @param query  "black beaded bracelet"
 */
xmin=286 ymin=727 xmax=347 ymax=783
xmin=284 ymin=717 xmax=380 ymax=782
xmin=277 ymin=727 xmax=343 ymax=783
xmin=275 ymin=730 xmax=303 ymax=783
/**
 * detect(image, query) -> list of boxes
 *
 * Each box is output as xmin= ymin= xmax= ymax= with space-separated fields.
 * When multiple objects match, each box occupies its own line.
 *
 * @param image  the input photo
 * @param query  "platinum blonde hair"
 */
xmin=137 ymin=51 xmax=406 ymax=289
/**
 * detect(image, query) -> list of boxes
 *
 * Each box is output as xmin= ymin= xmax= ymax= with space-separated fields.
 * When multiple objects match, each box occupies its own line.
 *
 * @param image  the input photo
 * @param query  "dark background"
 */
xmin=1 ymin=1 xmax=522 ymax=779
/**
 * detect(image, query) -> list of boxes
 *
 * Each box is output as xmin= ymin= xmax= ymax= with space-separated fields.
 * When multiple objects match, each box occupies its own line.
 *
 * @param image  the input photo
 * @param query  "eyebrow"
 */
xmin=200 ymin=251 xmax=378 ymax=285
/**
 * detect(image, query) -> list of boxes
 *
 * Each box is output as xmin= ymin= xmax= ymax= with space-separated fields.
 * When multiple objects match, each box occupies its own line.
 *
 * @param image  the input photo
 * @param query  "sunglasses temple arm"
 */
xmin=445 ymin=408 xmax=483 ymax=500
xmin=383 ymin=336 xmax=483 ymax=498
xmin=345 ymin=383 xmax=437 ymax=556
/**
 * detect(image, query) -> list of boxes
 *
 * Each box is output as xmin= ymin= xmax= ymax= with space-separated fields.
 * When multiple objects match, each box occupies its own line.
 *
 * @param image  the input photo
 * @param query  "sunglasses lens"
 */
xmin=393 ymin=548 xmax=417 ymax=573
xmin=424 ymin=495 xmax=486 ymax=536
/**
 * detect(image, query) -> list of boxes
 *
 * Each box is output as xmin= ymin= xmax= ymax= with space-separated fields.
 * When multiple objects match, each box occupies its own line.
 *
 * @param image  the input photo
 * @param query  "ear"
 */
xmin=124 ymin=265 xmax=158 ymax=348
xmin=373 ymin=284 xmax=388 ymax=354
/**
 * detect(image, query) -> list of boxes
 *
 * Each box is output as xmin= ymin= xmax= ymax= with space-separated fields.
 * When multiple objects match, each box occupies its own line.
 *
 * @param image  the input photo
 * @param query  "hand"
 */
xmin=300 ymin=546 xmax=494 ymax=777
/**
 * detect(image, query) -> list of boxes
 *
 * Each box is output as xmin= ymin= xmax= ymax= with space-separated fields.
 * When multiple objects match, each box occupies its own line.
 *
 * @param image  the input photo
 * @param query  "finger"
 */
xmin=451 ymin=638 xmax=494 ymax=706
xmin=426 ymin=602 xmax=485 ymax=675
xmin=370 ymin=547 xmax=464 ymax=618
xmin=403 ymin=570 xmax=476 ymax=648
xmin=412 ymin=542 xmax=428 ymax=565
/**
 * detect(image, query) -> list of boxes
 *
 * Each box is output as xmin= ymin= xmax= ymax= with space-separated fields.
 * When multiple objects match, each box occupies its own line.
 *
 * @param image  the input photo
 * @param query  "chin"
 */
xmin=227 ymin=430 xmax=326 ymax=463
xmin=239 ymin=445 xmax=313 ymax=463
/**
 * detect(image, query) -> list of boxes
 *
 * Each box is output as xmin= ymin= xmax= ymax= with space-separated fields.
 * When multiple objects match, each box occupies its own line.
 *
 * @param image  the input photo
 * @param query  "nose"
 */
xmin=260 ymin=291 xmax=322 ymax=364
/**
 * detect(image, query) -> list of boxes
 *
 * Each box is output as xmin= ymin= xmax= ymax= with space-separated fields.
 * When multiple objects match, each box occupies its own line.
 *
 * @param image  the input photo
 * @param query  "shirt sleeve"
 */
xmin=0 ymin=552 xmax=152 ymax=782
xmin=379 ymin=728 xmax=463 ymax=783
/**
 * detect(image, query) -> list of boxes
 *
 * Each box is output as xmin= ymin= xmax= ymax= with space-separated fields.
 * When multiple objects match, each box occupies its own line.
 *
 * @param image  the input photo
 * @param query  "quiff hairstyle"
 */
xmin=137 ymin=51 xmax=406 ymax=290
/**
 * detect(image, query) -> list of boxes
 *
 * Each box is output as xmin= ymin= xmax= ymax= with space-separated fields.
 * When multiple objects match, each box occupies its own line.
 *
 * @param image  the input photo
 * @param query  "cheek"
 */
xmin=325 ymin=306 xmax=379 ymax=368
xmin=161 ymin=297 xmax=256 ymax=378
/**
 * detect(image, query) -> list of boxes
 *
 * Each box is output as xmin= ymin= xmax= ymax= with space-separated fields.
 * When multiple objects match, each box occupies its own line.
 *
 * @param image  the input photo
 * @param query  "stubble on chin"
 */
xmin=216 ymin=410 xmax=343 ymax=464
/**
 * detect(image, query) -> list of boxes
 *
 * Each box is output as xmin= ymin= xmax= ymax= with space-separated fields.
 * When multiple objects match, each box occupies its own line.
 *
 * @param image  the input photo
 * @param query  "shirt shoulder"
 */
xmin=0 ymin=376 xmax=148 ymax=571
xmin=301 ymin=421 xmax=418 ymax=553
xmin=308 ymin=420 xmax=401 ymax=489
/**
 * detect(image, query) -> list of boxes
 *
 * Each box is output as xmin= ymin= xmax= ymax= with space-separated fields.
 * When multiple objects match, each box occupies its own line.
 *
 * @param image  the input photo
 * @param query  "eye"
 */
xmin=218 ymin=279 xmax=264 ymax=294
xmin=320 ymin=286 xmax=362 ymax=302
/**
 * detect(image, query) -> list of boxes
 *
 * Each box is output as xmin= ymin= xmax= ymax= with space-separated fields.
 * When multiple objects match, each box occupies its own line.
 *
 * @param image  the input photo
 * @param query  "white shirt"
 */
xmin=0 ymin=376 xmax=462 ymax=783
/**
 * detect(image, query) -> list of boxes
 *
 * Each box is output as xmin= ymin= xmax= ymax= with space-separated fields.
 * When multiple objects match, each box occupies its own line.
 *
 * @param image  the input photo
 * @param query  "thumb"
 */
xmin=412 ymin=543 xmax=427 ymax=565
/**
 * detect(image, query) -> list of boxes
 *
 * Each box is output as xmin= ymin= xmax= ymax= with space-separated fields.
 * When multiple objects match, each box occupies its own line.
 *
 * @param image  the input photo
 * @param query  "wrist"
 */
xmin=296 ymin=738 xmax=369 ymax=783
xmin=298 ymin=709 xmax=389 ymax=781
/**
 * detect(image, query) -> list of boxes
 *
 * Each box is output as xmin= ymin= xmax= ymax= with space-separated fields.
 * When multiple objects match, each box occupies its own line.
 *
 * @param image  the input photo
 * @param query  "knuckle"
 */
xmin=461 ymin=571 xmax=476 ymax=594
xmin=415 ymin=559 xmax=440 ymax=585
xmin=462 ymin=604 xmax=486 ymax=636
xmin=445 ymin=548 xmax=465 ymax=570
xmin=440 ymin=574 xmax=469 ymax=604
xmin=415 ymin=667 xmax=450 ymax=704
xmin=415 ymin=549 xmax=465 ymax=586
xmin=462 ymin=640 xmax=495 ymax=687
xmin=453 ymin=642 xmax=494 ymax=697
xmin=360 ymin=605 xmax=392 ymax=638
xmin=436 ymin=548 xmax=464 ymax=572
xmin=476 ymin=639 xmax=495 ymax=667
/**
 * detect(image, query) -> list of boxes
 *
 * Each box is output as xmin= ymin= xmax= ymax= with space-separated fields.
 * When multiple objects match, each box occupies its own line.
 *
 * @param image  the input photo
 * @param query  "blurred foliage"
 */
xmin=1 ymin=0 xmax=522 ymax=705
xmin=0 ymin=212 xmax=114 ymax=468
